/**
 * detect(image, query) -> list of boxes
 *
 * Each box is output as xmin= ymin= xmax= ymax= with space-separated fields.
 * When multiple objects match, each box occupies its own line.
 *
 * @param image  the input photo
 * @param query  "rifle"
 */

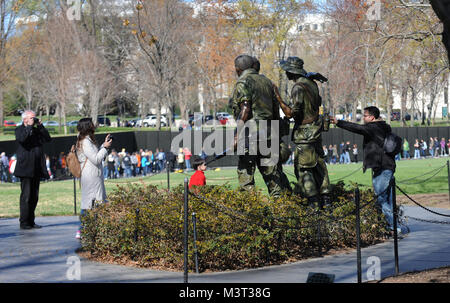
xmin=205 ymin=148 xmax=232 ymax=166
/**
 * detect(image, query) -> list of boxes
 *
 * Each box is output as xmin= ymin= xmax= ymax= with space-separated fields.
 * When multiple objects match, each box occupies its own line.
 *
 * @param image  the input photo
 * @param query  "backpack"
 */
xmin=67 ymin=145 xmax=87 ymax=178
xmin=383 ymin=133 xmax=402 ymax=156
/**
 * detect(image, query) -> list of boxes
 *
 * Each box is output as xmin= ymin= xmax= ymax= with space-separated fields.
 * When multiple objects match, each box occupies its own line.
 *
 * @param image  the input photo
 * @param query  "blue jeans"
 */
xmin=1 ymin=165 xmax=8 ymax=182
xmin=414 ymin=149 xmax=420 ymax=159
xmin=339 ymin=153 xmax=345 ymax=164
xmin=403 ymin=151 xmax=410 ymax=159
xmin=372 ymin=169 xmax=395 ymax=230
xmin=186 ymin=159 xmax=191 ymax=170
xmin=344 ymin=152 xmax=351 ymax=163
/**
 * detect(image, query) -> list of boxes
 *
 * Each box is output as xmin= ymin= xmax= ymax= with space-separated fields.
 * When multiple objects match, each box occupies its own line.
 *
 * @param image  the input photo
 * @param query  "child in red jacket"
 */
xmin=189 ymin=159 xmax=207 ymax=189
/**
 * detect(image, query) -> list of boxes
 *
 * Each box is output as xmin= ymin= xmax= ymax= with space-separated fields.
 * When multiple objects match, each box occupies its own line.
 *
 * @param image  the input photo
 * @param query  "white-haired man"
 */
xmin=14 ymin=110 xmax=51 ymax=229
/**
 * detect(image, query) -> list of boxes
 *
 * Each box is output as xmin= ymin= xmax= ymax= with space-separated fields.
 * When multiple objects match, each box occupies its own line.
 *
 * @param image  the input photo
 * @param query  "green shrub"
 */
xmin=81 ymin=182 xmax=391 ymax=271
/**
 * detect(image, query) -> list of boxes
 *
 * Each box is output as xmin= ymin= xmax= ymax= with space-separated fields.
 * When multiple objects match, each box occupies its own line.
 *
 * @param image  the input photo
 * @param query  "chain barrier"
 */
xmin=395 ymin=185 xmax=450 ymax=218
xmin=189 ymin=189 xmax=380 ymax=231
xmin=404 ymin=215 xmax=450 ymax=225
xmin=330 ymin=166 xmax=363 ymax=182
xmin=396 ymin=165 xmax=446 ymax=185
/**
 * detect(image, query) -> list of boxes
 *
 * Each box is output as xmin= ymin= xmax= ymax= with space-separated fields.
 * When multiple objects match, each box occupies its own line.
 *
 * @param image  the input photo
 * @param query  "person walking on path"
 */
xmin=75 ymin=118 xmax=112 ymax=239
xmin=14 ymin=110 xmax=51 ymax=229
xmin=330 ymin=106 xmax=405 ymax=234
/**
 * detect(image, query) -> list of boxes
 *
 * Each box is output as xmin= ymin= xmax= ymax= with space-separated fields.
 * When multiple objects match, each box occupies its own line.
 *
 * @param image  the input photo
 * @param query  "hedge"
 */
xmin=80 ymin=182 xmax=392 ymax=271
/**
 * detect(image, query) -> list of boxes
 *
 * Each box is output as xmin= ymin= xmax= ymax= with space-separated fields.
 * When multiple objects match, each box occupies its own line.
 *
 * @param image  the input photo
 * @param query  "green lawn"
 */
xmin=0 ymin=157 xmax=448 ymax=218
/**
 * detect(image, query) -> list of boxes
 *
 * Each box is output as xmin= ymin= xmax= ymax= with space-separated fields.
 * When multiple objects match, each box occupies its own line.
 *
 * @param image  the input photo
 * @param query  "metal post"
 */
xmin=184 ymin=178 xmax=189 ymax=283
xmin=317 ymin=210 xmax=322 ymax=257
xmin=447 ymin=160 xmax=450 ymax=203
xmin=392 ymin=177 xmax=399 ymax=276
xmin=73 ymin=177 xmax=77 ymax=215
xmin=192 ymin=212 xmax=199 ymax=274
xmin=134 ymin=208 xmax=140 ymax=243
xmin=167 ymin=160 xmax=170 ymax=192
xmin=317 ymin=200 xmax=323 ymax=257
xmin=355 ymin=187 xmax=362 ymax=283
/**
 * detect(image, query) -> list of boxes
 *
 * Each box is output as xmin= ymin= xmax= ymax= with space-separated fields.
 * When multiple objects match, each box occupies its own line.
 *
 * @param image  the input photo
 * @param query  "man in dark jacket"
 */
xmin=330 ymin=106 xmax=402 ymax=234
xmin=14 ymin=110 xmax=51 ymax=229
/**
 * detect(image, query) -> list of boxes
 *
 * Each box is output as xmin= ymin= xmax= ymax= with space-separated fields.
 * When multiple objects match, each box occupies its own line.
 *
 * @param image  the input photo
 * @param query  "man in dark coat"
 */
xmin=14 ymin=110 xmax=51 ymax=229
xmin=330 ymin=106 xmax=405 ymax=234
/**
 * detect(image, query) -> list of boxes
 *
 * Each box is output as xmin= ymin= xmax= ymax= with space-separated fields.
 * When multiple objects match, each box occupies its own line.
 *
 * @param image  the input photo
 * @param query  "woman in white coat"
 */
xmin=75 ymin=118 xmax=112 ymax=239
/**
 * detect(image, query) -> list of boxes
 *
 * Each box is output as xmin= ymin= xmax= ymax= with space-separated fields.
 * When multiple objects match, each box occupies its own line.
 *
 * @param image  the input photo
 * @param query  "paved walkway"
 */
xmin=1 ymin=206 xmax=450 ymax=283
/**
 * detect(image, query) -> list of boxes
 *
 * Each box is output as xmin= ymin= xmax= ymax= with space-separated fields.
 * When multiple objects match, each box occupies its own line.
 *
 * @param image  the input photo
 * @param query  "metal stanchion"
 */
xmin=447 ymin=160 xmax=450 ymax=203
xmin=184 ymin=178 xmax=189 ymax=283
xmin=392 ymin=177 xmax=399 ymax=276
xmin=134 ymin=208 xmax=140 ymax=243
xmin=167 ymin=161 xmax=170 ymax=192
xmin=355 ymin=187 xmax=362 ymax=283
xmin=317 ymin=215 xmax=322 ymax=257
xmin=192 ymin=212 xmax=199 ymax=274
xmin=73 ymin=177 xmax=77 ymax=215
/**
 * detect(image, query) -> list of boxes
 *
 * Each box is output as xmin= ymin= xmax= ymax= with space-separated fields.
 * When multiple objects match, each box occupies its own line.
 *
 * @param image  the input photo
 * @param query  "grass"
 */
xmin=0 ymin=157 xmax=448 ymax=219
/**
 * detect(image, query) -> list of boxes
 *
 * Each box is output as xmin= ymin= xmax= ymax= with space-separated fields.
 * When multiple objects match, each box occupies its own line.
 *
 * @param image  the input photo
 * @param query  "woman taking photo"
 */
xmin=75 ymin=118 xmax=112 ymax=239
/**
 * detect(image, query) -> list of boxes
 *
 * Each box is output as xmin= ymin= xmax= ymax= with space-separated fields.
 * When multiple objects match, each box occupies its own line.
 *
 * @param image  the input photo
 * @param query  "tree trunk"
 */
xmin=89 ymin=87 xmax=100 ymax=124
xmin=46 ymin=103 xmax=50 ymax=121
xmin=156 ymin=102 xmax=161 ymax=130
xmin=401 ymin=86 xmax=407 ymax=127
xmin=62 ymin=103 xmax=67 ymax=135
xmin=386 ymin=82 xmax=393 ymax=125
xmin=0 ymin=85 xmax=3 ymax=126
xmin=410 ymin=89 xmax=416 ymax=127
xmin=445 ymin=73 xmax=449 ymax=125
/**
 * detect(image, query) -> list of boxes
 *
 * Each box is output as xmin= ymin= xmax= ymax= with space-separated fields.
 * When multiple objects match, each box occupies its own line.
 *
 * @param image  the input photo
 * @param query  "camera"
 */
xmin=108 ymin=135 xmax=114 ymax=141
xmin=33 ymin=117 xmax=40 ymax=125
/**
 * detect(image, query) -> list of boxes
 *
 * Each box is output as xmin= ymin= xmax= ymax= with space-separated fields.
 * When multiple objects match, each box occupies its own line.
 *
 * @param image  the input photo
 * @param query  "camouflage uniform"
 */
xmin=230 ymin=67 xmax=291 ymax=197
xmin=280 ymin=57 xmax=330 ymax=199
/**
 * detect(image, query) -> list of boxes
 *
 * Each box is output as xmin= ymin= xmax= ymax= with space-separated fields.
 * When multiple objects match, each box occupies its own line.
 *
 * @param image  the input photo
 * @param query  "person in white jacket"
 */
xmin=75 ymin=118 xmax=112 ymax=239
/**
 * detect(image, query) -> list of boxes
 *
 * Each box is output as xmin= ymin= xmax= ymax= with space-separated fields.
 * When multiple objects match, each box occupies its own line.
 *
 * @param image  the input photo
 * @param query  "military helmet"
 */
xmin=279 ymin=56 xmax=307 ymax=75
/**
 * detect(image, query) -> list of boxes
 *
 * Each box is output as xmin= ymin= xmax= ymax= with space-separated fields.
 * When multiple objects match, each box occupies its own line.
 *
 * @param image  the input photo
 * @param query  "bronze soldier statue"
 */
xmin=251 ymin=56 xmax=292 ymax=192
xmin=274 ymin=56 xmax=331 ymax=206
xmin=229 ymin=54 xmax=291 ymax=197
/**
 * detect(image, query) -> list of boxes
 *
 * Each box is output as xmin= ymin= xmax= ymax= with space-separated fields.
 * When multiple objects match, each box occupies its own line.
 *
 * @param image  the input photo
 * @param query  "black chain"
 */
xmin=396 ymin=165 xmax=446 ymax=185
xmin=330 ymin=166 xmax=363 ymax=182
xmin=395 ymin=185 xmax=450 ymax=218
xmin=396 ymin=164 xmax=446 ymax=184
xmin=405 ymin=215 xmax=450 ymax=225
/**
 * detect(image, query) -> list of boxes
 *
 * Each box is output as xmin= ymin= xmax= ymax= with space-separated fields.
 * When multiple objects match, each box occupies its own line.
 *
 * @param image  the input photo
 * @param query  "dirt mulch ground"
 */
xmin=397 ymin=193 xmax=450 ymax=210
xmin=371 ymin=266 xmax=450 ymax=283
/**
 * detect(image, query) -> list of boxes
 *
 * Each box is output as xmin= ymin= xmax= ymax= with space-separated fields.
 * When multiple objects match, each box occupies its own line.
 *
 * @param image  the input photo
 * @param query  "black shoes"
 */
xmin=20 ymin=224 xmax=42 ymax=230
